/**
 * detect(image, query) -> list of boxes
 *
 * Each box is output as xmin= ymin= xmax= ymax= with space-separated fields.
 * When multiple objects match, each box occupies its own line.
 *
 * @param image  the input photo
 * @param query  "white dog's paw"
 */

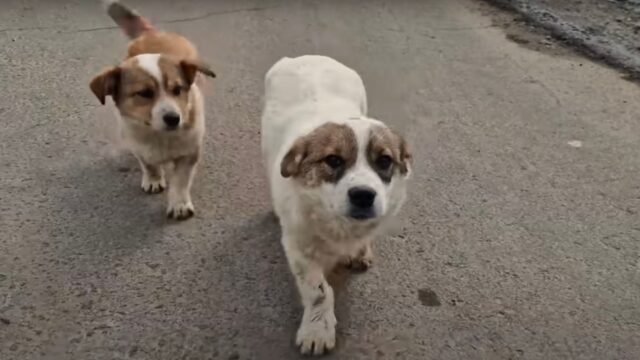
xmin=166 ymin=200 xmax=195 ymax=220
xmin=141 ymin=175 xmax=166 ymax=194
xmin=296 ymin=311 xmax=337 ymax=355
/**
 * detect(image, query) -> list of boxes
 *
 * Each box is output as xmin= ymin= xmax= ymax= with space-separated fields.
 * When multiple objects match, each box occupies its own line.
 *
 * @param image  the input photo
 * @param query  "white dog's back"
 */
xmin=261 ymin=55 xmax=368 ymax=171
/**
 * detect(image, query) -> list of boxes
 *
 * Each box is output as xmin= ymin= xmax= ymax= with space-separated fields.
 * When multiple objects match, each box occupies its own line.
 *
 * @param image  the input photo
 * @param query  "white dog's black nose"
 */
xmin=348 ymin=186 xmax=376 ymax=208
xmin=163 ymin=112 xmax=180 ymax=129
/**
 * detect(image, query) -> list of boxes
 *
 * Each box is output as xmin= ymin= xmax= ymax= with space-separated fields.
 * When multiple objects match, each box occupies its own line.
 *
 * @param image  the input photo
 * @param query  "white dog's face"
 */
xmin=281 ymin=119 xmax=411 ymax=224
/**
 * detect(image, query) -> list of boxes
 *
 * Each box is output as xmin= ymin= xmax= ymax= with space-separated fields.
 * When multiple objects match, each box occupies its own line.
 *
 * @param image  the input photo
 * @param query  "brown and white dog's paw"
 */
xmin=344 ymin=255 xmax=373 ymax=272
xmin=296 ymin=311 xmax=337 ymax=356
xmin=141 ymin=175 xmax=166 ymax=194
xmin=344 ymin=245 xmax=374 ymax=272
xmin=167 ymin=200 xmax=195 ymax=220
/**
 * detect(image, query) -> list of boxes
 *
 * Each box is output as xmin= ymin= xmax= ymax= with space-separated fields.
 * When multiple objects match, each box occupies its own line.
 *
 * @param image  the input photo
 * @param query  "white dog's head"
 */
xmin=281 ymin=118 xmax=411 ymax=229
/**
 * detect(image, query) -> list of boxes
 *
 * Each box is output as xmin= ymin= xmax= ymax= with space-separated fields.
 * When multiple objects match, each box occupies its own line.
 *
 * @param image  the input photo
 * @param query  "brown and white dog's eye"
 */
xmin=135 ymin=88 xmax=155 ymax=99
xmin=172 ymin=85 xmax=183 ymax=96
xmin=324 ymin=155 xmax=345 ymax=169
xmin=375 ymin=155 xmax=393 ymax=171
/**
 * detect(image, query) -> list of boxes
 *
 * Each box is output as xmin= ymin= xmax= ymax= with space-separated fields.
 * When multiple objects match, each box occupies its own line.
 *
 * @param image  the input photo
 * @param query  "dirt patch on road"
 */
xmin=470 ymin=1 xmax=577 ymax=58
xmin=474 ymin=0 xmax=640 ymax=81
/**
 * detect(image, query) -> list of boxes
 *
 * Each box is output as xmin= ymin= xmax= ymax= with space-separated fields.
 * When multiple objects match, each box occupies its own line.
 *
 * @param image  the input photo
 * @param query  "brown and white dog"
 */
xmin=262 ymin=55 xmax=412 ymax=355
xmin=90 ymin=0 xmax=215 ymax=220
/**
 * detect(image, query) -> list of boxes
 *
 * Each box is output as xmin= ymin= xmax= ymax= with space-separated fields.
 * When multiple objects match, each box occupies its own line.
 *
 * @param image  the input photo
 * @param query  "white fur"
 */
xmin=261 ymin=55 xmax=409 ymax=355
xmin=136 ymin=53 xmax=162 ymax=80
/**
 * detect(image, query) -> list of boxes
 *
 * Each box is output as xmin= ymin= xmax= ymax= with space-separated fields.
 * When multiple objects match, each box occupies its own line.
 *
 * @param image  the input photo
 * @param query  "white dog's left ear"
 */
xmin=280 ymin=139 xmax=306 ymax=178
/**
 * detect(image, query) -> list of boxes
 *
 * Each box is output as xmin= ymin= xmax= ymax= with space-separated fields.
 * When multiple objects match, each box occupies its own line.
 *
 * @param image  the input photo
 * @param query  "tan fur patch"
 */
xmin=126 ymin=31 xmax=216 ymax=81
xmin=127 ymin=31 xmax=216 ymax=85
xmin=127 ymin=31 xmax=199 ymax=61
xmin=367 ymin=126 xmax=412 ymax=181
xmin=281 ymin=123 xmax=358 ymax=187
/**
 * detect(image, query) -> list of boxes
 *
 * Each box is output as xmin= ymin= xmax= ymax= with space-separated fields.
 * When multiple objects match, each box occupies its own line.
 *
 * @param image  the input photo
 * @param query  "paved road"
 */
xmin=1 ymin=1 xmax=639 ymax=359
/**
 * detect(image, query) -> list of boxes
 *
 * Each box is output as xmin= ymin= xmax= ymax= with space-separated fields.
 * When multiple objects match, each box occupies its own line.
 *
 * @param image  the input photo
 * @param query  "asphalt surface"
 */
xmin=1 ymin=1 xmax=640 ymax=359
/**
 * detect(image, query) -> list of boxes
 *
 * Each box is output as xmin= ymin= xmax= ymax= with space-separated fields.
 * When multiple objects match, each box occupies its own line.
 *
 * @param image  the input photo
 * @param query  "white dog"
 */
xmin=261 ymin=55 xmax=412 ymax=355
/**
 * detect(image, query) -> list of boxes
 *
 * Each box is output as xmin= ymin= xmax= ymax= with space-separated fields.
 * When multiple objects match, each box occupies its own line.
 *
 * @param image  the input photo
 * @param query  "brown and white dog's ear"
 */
xmin=89 ymin=67 xmax=121 ymax=105
xmin=397 ymin=134 xmax=412 ymax=176
xmin=180 ymin=59 xmax=216 ymax=85
xmin=280 ymin=139 xmax=307 ymax=178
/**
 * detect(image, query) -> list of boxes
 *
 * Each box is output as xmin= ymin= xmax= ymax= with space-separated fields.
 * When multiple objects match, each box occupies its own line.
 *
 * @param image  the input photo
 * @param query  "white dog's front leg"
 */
xmin=286 ymin=243 xmax=337 ymax=355
xmin=167 ymin=154 xmax=198 ymax=220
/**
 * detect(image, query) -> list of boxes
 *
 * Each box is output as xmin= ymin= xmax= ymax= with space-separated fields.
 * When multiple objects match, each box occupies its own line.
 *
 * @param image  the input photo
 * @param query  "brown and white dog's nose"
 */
xmin=163 ymin=112 xmax=180 ymax=129
xmin=348 ymin=186 xmax=376 ymax=209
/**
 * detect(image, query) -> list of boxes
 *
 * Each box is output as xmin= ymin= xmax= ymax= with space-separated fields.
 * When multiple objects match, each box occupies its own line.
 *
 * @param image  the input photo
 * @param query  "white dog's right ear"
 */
xmin=280 ymin=139 xmax=306 ymax=178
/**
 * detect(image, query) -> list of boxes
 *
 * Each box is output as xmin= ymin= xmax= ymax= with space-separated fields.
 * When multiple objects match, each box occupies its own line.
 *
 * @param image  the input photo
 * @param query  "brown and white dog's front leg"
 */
xmin=286 ymin=242 xmax=337 ymax=355
xmin=167 ymin=154 xmax=198 ymax=220
xmin=137 ymin=157 xmax=166 ymax=194
xmin=344 ymin=241 xmax=374 ymax=272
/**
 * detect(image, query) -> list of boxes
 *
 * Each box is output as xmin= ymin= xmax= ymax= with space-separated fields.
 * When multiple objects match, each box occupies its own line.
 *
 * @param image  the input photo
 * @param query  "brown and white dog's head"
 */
xmin=281 ymin=118 xmax=411 ymax=224
xmin=90 ymin=53 xmax=215 ymax=132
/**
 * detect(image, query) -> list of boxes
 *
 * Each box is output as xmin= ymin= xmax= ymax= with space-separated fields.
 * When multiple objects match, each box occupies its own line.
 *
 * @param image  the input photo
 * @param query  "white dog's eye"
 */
xmin=172 ymin=85 xmax=183 ymax=96
xmin=324 ymin=155 xmax=344 ymax=169
xmin=376 ymin=155 xmax=393 ymax=170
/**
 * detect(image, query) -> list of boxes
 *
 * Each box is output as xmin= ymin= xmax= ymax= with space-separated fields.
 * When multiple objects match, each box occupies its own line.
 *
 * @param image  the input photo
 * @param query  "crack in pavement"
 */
xmin=0 ymin=4 xmax=282 ymax=34
xmin=161 ymin=4 xmax=282 ymax=24
xmin=431 ymin=24 xmax=497 ymax=32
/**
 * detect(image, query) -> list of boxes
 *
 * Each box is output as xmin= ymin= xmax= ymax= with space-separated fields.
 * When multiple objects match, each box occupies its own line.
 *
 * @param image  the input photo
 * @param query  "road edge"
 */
xmin=481 ymin=0 xmax=640 ymax=80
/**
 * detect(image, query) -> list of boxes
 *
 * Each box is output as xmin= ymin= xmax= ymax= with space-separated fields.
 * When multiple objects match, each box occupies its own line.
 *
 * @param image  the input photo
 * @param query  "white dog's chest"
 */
xmin=315 ymin=235 xmax=367 ymax=265
xmin=281 ymin=205 xmax=377 ymax=264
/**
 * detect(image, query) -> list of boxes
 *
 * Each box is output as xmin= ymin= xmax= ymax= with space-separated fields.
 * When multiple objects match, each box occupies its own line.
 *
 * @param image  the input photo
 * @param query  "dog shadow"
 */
xmin=207 ymin=212 xmax=299 ymax=359
xmin=47 ymin=154 xmax=167 ymax=261
xmin=203 ymin=211 xmax=357 ymax=358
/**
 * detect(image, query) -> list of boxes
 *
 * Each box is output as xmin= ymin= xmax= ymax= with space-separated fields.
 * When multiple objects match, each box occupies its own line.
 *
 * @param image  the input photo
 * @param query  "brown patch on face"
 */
xmin=157 ymin=56 xmax=191 ymax=125
xmin=281 ymin=123 xmax=358 ymax=187
xmin=110 ymin=58 xmax=159 ymax=126
xmin=158 ymin=56 xmax=215 ymax=127
xmin=89 ymin=57 xmax=160 ymax=125
xmin=367 ymin=126 xmax=412 ymax=183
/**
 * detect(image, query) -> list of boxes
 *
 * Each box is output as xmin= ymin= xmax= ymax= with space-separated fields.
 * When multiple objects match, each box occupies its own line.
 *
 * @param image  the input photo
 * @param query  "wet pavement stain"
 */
xmin=418 ymin=288 xmax=441 ymax=307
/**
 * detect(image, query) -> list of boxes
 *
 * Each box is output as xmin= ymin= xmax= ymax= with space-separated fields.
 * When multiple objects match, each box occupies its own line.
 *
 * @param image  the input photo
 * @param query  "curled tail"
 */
xmin=103 ymin=0 xmax=155 ymax=39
